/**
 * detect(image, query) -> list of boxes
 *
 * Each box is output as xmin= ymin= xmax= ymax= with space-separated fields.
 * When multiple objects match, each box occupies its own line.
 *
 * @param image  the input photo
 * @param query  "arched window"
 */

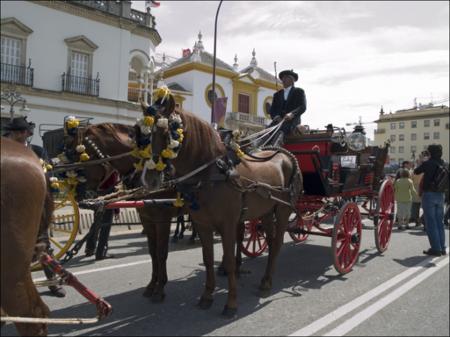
xmin=204 ymin=83 xmax=225 ymax=107
xmin=263 ymin=96 xmax=273 ymax=118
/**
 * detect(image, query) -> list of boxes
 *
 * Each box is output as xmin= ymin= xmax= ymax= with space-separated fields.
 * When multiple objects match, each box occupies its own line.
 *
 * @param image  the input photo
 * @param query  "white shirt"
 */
xmin=283 ymin=85 xmax=292 ymax=100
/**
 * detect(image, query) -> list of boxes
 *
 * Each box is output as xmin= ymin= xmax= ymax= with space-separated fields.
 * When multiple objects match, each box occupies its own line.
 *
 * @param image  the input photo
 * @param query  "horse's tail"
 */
xmin=261 ymin=146 xmax=303 ymax=204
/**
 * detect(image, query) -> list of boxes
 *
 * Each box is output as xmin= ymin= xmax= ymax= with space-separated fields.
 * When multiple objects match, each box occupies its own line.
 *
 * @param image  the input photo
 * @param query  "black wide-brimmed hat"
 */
xmin=3 ymin=116 xmax=34 ymax=132
xmin=279 ymin=69 xmax=298 ymax=82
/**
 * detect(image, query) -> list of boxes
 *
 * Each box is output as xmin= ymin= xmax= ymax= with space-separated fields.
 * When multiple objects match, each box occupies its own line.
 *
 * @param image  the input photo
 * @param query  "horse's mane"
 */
xmin=175 ymin=109 xmax=226 ymax=171
xmin=87 ymin=123 xmax=135 ymax=150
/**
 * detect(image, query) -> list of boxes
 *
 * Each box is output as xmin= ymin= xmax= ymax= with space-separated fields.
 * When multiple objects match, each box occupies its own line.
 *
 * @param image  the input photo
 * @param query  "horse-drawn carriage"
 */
xmin=241 ymin=125 xmax=394 ymax=274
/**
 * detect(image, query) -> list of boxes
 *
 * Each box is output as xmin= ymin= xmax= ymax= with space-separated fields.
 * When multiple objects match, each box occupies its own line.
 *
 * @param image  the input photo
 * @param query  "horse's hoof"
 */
xmin=221 ymin=305 xmax=237 ymax=319
xmin=151 ymin=292 xmax=166 ymax=303
xmin=258 ymin=288 xmax=271 ymax=298
xmin=142 ymin=287 xmax=154 ymax=298
xmin=197 ymin=297 xmax=213 ymax=310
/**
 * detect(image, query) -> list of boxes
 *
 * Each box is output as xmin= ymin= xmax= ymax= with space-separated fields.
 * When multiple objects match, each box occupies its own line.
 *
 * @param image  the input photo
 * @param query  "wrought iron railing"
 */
xmin=0 ymin=62 xmax=34 ymax=86
xmin=227 ymin=111 xmax=267 ymax=127
xmin=61 ymin=72 xmax=99 ymax=96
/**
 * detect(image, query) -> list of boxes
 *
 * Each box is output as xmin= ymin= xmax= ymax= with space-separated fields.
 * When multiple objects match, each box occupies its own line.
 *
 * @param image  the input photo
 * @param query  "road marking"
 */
xmin=33 ymin=259 xmax=151 ymax=282
xmin=324 ymin=255 xmax=449 ymax=336
xmin=290 ymin=253 xmax=448 ymax=336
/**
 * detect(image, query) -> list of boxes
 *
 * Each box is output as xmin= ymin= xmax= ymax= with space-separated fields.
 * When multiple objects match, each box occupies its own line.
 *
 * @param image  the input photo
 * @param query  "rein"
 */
xmin=51 ymin=151 xmax=133 ymax=174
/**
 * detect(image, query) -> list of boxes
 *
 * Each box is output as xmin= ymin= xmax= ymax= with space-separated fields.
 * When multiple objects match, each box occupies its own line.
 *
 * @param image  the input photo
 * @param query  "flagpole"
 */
xmin=211 ymin=0 xmax=224 ymax=125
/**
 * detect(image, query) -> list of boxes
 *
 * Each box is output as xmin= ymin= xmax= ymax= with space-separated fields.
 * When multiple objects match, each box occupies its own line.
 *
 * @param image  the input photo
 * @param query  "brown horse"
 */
xmin=1 ymin=137 xmax=52 ymax=336
xmin=145 ymin=94 xmax=302 ymax=316
xmin=61 ymin=122 xmax=182 ymax=302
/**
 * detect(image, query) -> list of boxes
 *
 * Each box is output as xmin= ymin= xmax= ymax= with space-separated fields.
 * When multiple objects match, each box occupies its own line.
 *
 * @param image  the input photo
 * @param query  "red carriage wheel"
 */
xmin=332 ymin=202 xmax=362 ymax=274
xmin=374 ymin=178 xmax=395 ymax=253
xmin=289 ymin=214 xmax=313 ymax=243
xmin=241 ymin=219 xmax=268 ymax=257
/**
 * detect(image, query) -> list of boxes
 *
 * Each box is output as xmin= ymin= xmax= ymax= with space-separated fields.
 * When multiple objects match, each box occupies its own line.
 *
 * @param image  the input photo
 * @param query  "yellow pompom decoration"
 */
xmin=67 ymin=176 xmax=79 ymax=186
xmin=66 ymin=118 xmax=80 ymax=129
xmin=133 ymin=160 xmax=144 ymax=171
xmin=176 ymin=128 xmax=183 ymax=135
xmin=51 ymin=182 xmax=60 ymax=190
xmin=178 ymin=133 xmax=184 ymax=143
xmin=173 ymin=193 xmax=184 ymax=208
xmin=153 ymin=86 xmax=172 ymax=102
xmin=143 ymin=116 xmax=155 ymax=127
xmin=131 ymin=147 xmax=141 ymax=158
xmin=45 ymin=164 xmax=53 ymax=171
xmin=236 ymin=149 xmax=245 ymax=158
xmin=138 ymin=145 xmax=152 ymax=159
xmin=161 ymin=148 xmax=176 ymax=159
xmin=79 ymin=152 xmax=90 ymax=162
xmin=155 ymin=158 xmax=167 ymax=171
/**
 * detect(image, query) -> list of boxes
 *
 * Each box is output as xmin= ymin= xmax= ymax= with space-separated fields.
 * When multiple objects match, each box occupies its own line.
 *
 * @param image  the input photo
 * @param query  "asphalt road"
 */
xmin=3 ymin=221 xmax=449 ymax=336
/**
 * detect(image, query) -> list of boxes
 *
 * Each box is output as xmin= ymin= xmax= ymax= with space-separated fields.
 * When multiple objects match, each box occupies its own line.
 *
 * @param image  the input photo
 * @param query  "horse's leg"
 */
xmin=259 ymin=207 xmax=290 ymax=296
xmin=196 ymin=225 xmax=215 ymax=309
xmin=152 ymin=215 xmax=171 ymax=303
xmin=218 ymin=222 xmax=244 ymax=277
xmin=172 ymin=220 xmax=180 ymax=243
xmin=220 ymin=225 xmax=238 ymax=318
xmin=179 ymin=215 xmax=185 ymax=240
xmin=235 ymin=222 xmax=245 ymax=276
xmin=259 ymin=212 xmax=276 ymax=296
xmin=2 ymin=271 xmax=50 ymax=336
xmin=189 ymin=222 xmax=197 ymax=244
xmin=140 ymin=211 xmax=158 ymax=298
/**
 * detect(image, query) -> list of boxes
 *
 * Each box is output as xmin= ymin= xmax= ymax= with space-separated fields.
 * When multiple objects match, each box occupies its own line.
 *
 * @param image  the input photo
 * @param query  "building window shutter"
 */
xmin=238 ymin=93 xmax=250 ymax=114
xmin=1 ymin=36 xmax=22 ymax=66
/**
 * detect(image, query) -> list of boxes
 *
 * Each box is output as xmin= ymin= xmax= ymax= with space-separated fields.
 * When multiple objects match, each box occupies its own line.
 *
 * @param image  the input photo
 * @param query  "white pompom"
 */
xmin=171 ymin=114 xmax=182 ymax=124
xmin=157 ymin=118 xmax=169 ymax=129
xmin=140 ymin=125 xmax=152 ymax=135
xmin=76 ymin=145 xmax=86 ymax=153
xmin=144 ymin=159 xmax=157 ymax=170
xmin=168 ymin=139 xmax=180 ymax=149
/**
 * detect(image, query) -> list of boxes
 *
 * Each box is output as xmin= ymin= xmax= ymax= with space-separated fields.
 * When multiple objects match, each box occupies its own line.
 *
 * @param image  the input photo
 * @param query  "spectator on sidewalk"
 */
xmin=394 ymin=169 xmax=417 ymax=230
xmin=414 ymin=144 xmax=448 ymax=257
xmin=85 ymin=209 xmax=115 ymax=260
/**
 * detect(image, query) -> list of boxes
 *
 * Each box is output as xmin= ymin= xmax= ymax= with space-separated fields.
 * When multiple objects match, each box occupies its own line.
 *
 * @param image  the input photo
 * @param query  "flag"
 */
xmin=145 ymin=0 xmax=160 ymax=9
xmin=212 ymin=97 xmax=228 ymax=126
xmin=182 ymin=48 xmax=191 ymax=58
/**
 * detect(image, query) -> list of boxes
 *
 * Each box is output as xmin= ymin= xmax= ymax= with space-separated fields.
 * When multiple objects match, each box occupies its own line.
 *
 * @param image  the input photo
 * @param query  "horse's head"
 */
xmin=138 ymin=89 xmax=180 ymax=190
xmin=62 ymin=119 xmax=125 ymax=200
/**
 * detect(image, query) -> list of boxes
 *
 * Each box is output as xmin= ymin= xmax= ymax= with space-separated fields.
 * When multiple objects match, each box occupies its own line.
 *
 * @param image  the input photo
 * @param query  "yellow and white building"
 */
xmin=157 ymin=32 xmax=281 ymax=133
xmin=374 ymin=103 xmax=450 ymax=163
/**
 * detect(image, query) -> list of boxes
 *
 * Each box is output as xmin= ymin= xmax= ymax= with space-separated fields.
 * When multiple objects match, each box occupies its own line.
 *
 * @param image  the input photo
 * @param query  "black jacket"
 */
xmin=269 ymin=86 xmax=307 ymax=121
xmin=414 ymin=158 xmax=446 ymax=193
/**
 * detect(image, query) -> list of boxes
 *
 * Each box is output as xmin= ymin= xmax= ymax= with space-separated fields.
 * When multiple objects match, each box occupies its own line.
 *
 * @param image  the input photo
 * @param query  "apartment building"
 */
xmin=374 ymin=103 xmax=449 ymax=163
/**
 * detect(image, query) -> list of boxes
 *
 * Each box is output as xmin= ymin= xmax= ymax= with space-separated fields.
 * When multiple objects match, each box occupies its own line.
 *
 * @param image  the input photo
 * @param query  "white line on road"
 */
xmin=324 ymin=255 xmax=449 ymax=336
xmin=290 ymin=253 xmax=448 ymax=336
xmin=33 ymin=259 xmax=151 ymax=282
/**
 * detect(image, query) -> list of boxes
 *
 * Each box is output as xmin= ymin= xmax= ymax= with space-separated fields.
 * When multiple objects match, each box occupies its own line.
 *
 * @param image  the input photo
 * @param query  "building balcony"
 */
xmin=71 ymin=0 xmax=156 ymax=28
xmin=0 ymin=62 xmax=34 ymax=87
xmin=225 ymin=111 xmax=269 ymax=130
xmin=61 ymin=73 xmax=99 ymax=96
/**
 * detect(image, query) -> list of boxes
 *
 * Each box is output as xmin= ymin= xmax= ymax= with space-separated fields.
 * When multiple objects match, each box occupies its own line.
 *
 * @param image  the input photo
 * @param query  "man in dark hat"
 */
xmin=269 ymin=69 xmax=307 ymax=146
xmin=3 ymin=116 xmax=66 ymax=297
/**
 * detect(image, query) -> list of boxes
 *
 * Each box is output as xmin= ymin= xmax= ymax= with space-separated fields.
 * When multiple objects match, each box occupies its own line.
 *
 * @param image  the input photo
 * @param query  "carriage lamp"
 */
xmin=347 ymin=125 xmax=367 ymax=152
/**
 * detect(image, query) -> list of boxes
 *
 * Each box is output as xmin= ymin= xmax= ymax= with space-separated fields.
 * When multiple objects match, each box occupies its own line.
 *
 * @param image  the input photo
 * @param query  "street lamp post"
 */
xmin=1 ymin=87 xmax=29 ymax=121
xmin=211 ymin=0 xmax=224 ymax=127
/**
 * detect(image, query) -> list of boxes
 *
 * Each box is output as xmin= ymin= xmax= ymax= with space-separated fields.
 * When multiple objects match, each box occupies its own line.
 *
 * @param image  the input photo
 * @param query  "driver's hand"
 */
xmin=284 ymin=113 xmax=294 ymax=121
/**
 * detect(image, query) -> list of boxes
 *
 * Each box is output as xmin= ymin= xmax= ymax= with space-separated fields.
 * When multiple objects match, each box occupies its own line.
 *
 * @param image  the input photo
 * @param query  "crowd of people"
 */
xmin=393 ymin=145 xmax=449 ymax=257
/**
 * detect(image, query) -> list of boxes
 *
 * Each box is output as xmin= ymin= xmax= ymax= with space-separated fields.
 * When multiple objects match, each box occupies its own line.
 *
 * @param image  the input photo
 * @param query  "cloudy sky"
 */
xmin=132 ymin=1 xmax=449 ymax=139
